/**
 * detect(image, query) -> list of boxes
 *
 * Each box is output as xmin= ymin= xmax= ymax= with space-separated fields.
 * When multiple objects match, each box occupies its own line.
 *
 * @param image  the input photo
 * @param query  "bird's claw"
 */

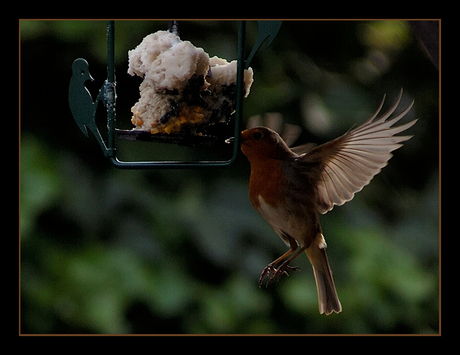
xmin=258 ymin=263 xmax=300 ymax=288
xmin=258 ymin=265 xmax=275 ymax=288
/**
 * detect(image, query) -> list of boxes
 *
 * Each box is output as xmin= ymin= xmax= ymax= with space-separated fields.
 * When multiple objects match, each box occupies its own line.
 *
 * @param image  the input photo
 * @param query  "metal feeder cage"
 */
xmin=68 ymin=20 xmax=282 ymax=169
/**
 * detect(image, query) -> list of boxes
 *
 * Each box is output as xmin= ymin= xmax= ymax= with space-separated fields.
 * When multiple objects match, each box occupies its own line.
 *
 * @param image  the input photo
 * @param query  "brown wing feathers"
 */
xmin=296 ymin=89 xmax=417 ymax=214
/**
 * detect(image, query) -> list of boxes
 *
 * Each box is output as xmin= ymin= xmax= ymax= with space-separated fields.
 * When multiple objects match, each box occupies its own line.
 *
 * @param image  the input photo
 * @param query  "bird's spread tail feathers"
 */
xmin=305 ymin=234 xmax=342 ymax=315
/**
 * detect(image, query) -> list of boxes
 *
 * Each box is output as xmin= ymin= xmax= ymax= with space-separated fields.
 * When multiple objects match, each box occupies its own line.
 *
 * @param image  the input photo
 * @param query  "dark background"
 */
xmin=20 ymin=20 xmax=439 ymax=334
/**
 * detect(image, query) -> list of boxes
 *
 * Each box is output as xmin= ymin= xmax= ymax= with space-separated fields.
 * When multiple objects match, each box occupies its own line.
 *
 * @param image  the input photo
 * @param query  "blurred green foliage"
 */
xmin=20 ymin=20 xmax=439 ymax=334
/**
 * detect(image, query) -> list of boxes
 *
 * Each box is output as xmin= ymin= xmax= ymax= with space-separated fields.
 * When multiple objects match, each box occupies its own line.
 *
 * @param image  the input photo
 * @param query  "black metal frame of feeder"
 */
xmin=69 ymin=20 xmax=281 ymax=169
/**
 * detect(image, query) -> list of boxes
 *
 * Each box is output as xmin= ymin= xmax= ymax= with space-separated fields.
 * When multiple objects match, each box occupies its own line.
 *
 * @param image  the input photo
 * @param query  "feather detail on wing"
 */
xmin=296 ymin=89 xmax=417 ymax=214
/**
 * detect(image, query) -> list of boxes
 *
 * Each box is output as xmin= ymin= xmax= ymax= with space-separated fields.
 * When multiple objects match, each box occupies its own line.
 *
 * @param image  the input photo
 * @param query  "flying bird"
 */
xmin=240 ymin=89 xmax=416 ymax=315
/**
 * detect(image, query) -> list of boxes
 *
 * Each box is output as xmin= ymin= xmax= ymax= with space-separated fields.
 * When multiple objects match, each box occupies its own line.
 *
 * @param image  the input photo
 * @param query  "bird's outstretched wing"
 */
xmin=295 ymin=89 xmax=417 ymax=214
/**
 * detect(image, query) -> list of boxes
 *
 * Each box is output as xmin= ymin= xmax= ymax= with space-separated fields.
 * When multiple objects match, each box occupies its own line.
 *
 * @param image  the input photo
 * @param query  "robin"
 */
xmin=239 ymin=89 xmax=417 ymax=315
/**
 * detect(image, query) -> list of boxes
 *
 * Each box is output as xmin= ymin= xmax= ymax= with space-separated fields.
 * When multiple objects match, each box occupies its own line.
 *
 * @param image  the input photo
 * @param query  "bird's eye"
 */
xmin=253 ymin=132 xmax=262 ymax=141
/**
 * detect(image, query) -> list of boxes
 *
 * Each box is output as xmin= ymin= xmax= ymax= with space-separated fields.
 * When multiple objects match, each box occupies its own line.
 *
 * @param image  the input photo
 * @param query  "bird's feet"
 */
xmin=258 ymin=262 xmax=301 ymax=288
xmin=258 ymin=265 xmax=275 ymax=288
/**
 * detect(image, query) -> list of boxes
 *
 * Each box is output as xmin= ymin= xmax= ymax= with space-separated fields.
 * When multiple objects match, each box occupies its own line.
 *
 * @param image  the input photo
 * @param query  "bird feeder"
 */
xmin=69 ymin=20 xmax=281 ymax=169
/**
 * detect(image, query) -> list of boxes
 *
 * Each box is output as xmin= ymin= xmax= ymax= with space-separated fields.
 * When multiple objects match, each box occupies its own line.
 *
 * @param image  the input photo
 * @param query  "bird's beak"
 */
xmin=240 ymin=130 xmax=249 ymax=143
xmin=226 ymin=130 xmax=249 ymax=144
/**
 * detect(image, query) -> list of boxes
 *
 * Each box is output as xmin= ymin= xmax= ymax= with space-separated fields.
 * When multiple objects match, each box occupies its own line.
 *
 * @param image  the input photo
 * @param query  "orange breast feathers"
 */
xmin=248 ymin=158 xmax=286 ymax=210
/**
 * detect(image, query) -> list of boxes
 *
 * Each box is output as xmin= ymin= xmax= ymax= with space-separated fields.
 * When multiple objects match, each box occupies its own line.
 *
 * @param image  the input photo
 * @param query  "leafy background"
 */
xmin=20 ymin=20 xmax=439 ymax=334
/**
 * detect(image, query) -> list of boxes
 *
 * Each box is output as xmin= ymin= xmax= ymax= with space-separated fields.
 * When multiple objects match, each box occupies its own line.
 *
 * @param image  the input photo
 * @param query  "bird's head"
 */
xmin=71 ymin=59 xmax=94 ymax=83
xmin=241 ymin=127 xmax=294 ymax=162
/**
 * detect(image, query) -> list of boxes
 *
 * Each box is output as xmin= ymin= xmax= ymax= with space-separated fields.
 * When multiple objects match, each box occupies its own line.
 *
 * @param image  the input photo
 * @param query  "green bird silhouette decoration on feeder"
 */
xmin=69 ymin=58 xmax=113 ymax=156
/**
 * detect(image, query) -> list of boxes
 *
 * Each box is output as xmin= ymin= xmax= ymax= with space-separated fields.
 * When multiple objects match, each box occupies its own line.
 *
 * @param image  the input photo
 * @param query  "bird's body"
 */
xmin=240 ymin=90 xmax=416 ymax=315
xmin=249 ymin=157 xmax=319 ymax=249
